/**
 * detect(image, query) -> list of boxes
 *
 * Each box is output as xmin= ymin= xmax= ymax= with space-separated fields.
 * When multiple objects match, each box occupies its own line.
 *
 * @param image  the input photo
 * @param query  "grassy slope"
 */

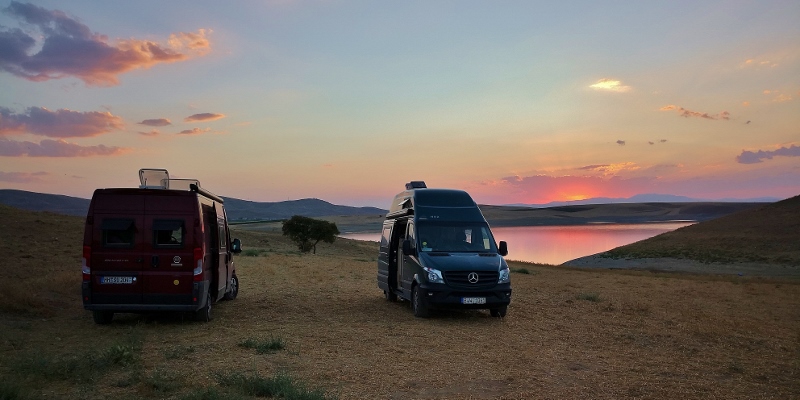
xmin=1 ymin=205 xmax=799 ymax=399
xmin=607 ymin=194 xmax=800 ymax=264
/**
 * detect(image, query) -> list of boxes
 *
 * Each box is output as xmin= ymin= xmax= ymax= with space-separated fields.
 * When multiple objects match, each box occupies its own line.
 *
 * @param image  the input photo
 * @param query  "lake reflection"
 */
xmin=339 ymin=222 xmax=694 ymax=265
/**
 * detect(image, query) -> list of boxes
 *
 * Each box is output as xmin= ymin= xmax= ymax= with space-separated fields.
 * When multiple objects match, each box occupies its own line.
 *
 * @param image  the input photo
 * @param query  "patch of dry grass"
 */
xmin=1 ymin=206 xmax=798 ymax=399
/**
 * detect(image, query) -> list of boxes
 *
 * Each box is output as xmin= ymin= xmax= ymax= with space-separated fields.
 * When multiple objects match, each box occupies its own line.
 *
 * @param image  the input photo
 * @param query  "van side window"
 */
xmin=153 ymin=220 xmax=184 ymax=247
xmin=380 ymin=226 xmax=392 ymax=247
xmin=102 ymin=219 xmax=135 ymax=248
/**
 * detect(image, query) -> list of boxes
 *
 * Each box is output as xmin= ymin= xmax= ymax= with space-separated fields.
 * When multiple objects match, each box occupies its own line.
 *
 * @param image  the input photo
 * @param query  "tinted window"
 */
xmin=218 ymin=226 xmax=226 ymax=249
xmin=153 ymin=219 xmax=184 ymax=247
xmin=102 ymin=218 xmax=135 ymax=248
xmin=417 ymin=222 xmax=497 ymax=253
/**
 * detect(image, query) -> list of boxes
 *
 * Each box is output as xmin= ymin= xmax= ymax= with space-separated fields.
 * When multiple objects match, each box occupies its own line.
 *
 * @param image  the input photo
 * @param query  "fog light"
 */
xmin=427 ymin=292 xmax=434 ymax=297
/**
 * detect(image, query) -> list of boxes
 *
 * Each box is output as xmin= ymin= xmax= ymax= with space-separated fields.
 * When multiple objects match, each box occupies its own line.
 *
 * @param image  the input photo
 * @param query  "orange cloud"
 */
xmin=0 ymin=138 xmax=126 ymax=157
xmin=577 ymin=162 xmax=640 ymax=176
xmin=0 ymin=2 xmax=211 ymax=86
xmin=184 ymin=113 xmax=225 ymax=122
xmin=660 ymin=105 xmax=730 ymax=120
xmin=0 ymin=107 xmax=123 ymax=138
xmin=589 ymin=78 xmax=631 ymax=92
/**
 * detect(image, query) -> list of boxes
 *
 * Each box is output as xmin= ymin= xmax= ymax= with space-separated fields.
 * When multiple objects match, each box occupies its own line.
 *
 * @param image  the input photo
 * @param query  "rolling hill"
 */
xmin=0 ymin=189 xmax=386 ymax=220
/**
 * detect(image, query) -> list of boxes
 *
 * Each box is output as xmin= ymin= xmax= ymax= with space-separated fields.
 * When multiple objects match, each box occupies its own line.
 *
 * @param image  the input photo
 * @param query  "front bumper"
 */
xmin=417 ymin=282 xmax=511 ymax=310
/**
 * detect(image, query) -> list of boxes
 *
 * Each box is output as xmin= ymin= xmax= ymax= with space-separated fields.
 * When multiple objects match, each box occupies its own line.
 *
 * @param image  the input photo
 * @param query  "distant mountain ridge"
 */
xmin=509 ymin=193 xmax=781 ymax=208
xmin=0 ymin=189 xmax=386 ymax=220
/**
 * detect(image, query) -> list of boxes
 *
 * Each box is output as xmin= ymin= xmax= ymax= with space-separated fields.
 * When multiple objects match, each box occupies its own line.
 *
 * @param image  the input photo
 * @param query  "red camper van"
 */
xmin=81 ymin=169 xmax=242 ymax=324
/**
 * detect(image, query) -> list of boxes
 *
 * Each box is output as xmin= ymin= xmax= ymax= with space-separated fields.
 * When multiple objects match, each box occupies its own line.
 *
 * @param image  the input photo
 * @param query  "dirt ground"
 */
xmin=1 ymin=225 xmax=798 ymax=399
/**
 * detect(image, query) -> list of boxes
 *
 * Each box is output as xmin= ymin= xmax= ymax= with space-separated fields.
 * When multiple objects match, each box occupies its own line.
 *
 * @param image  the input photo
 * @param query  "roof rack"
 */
xmin=137 ymin=168 xmax=223 ymax=203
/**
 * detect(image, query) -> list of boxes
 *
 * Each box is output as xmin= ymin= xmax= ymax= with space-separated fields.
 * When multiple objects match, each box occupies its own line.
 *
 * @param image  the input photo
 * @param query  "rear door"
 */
xmin=91 ymin=215 xmax=145 ymax=304
xmin=141 ymin=194 xmax=195 ymax=305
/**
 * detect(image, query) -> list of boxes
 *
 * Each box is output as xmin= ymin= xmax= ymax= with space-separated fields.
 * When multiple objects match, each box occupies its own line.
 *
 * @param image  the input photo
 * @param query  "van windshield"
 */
xmin=417 ymin=222 xmax=497 ymax=253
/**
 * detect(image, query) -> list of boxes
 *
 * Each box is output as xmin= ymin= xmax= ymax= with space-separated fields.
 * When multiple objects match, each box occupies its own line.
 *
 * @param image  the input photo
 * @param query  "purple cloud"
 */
xmin=0 ymin=170 xmax=47 ymax=182
xmin=178 ymin=128 xmax=211 ymax=135
xmin=0 ymin=1 xmax=210 ymax=86
xmin=616 ymin=140 xmax=626 ymax=146
xmin=736 ymin=144 xmax=800 ymax=164
xmin=0 ymin=138 xmax=125 ymax=157
xmin=138 ymin=118 xmax=171 ymax=127
xmin=0 ymin=106 xmax=123 ymax=138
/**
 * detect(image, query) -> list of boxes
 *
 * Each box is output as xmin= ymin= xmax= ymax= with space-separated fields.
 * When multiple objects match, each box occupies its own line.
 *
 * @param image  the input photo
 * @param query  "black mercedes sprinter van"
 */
xmin=377 ymin=181 xmax=511 ymax=318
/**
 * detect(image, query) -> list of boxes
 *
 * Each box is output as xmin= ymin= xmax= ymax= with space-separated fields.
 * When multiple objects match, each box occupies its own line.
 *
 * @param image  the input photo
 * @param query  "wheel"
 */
xmin=223 ymin=273 xmax=239 ymax=301
xmin=411 ymin=286 xmax=430 ymax=318
xmin=92 ymin=311 xmax=113 ymax=325
xmin=194 ymin=291 xmax=212 ymax=322
xmin=490 ymin=305 xmax=508 ymax=318
xmin=384 ymin=290 xmax=397 ymax=302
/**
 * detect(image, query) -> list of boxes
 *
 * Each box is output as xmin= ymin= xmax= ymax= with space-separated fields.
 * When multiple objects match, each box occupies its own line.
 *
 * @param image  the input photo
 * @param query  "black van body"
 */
xmin=377 ymin=181 xmax=511 ymax=317
xmin=81 ymin=169 xmax=242 ymax=324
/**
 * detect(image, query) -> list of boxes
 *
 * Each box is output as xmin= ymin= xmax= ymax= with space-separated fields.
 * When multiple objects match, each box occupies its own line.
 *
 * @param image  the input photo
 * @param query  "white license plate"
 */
xmin=461 ymin=297 xmax=486 ymax=305
xmin=101 ymin=276 xmax=134 ymax=284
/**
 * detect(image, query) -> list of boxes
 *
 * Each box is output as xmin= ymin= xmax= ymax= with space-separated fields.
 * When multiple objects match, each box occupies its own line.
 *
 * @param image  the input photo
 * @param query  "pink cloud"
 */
xmin=0 ymin=170 xmax=48 ymax=182
xmin=0 ymin=106 xmax=123 ymax=138
xmin=0 ymin=2 xmax=211 ymax=86
xmin=184 ymin=113 xmax=225 ymax=122
xmin=0 ymin=138 xmax=126 ymax=157
xmin=138 ymin=130 xmax=159 ymax=136
xmin=660 ymin=105 xmax=730 ymax=120
xmin=138 ymin=118 xmax=171 ymax=127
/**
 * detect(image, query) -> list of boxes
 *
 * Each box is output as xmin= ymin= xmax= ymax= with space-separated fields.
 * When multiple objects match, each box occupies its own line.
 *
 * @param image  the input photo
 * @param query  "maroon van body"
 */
xmin=81 ymin=175 xmax=241 ymax=324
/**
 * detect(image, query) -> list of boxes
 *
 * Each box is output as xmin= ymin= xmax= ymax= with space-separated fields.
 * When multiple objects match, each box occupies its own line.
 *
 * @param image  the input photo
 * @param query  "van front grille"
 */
xmin=443 ymin=270 xmax=498 ymax=289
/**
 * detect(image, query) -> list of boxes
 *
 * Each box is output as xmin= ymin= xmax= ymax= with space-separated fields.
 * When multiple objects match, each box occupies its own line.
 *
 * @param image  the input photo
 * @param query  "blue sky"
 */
xmin=1 ymin=1 xmax=798 ymax=207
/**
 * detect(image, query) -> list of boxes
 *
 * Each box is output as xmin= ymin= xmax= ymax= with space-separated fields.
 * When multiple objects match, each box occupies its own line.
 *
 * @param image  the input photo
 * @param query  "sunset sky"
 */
xmin=1 ymin=1 xmax=798 ymax=207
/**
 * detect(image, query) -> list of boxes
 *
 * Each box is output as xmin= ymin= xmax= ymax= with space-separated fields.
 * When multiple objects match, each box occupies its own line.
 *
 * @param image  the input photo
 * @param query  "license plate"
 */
xmin=101 ymin=276 xmax=135 ymax=284
xmin=461 ymin=297 xmax=486 ymax=305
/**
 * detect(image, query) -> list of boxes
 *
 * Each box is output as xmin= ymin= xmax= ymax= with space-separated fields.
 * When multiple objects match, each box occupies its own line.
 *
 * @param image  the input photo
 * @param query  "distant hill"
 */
xmin=509 ymin=193 xmax=781 ymax=208
xmin=221 ymin=197 xmax=385 ymax=220
xmin=479 ymin=202 xmax=765 ymax=226
xmin=0 ymin=189 xmax=90 ymax=216
xmin=0 ymin=189 xmax=386 ymax=220
xmin=603 ymin=194 xmax=800 ymax=265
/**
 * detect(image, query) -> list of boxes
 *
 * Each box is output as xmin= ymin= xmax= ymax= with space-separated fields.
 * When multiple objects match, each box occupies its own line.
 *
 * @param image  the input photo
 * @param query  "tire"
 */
xmin=194 ymin=291 xmax=212 ymax=322
xmin=92 ymin=311 xmax=113 ymax=325
xmin=411 ymin=285 xmax=430 ymax=318
xmin=490 ymin=305 xmax=508 ymax=318
xmin=384 ymin=290 xmax=397 ymax=302
xmin=223 ymin=273 xmax=239 ymax=301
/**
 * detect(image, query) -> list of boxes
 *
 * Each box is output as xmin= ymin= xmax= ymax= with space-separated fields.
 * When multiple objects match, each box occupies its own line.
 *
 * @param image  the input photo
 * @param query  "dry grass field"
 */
xmin=1 ymin=204 xmax=799 ymax=399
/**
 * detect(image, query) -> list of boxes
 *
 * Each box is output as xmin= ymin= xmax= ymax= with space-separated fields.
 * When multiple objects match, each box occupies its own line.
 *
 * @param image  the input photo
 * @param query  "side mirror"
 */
xmin=498 ymin=241 xmax=508 ymax=256
xmin=402 ymin=239 xmax=414 ymax=256
xmin=231 ymin=238 xmax=242 ymax=254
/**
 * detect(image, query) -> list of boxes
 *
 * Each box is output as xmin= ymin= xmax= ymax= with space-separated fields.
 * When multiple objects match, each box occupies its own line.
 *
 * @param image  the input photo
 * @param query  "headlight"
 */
xmin=498 ymin=267 xmax=510 ymax=284
xmin=422 ymin=266 xmax=444 ymax=284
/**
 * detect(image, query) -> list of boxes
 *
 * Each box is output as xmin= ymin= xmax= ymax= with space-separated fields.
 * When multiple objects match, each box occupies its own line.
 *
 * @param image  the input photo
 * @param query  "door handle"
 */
xmin=151 ymin=255 xmax=159 ymax=267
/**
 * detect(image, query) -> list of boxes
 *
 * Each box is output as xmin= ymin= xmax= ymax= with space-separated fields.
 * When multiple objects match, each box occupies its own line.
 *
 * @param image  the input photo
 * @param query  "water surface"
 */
xmin=339 ymin=222 xmax=694 ymax=265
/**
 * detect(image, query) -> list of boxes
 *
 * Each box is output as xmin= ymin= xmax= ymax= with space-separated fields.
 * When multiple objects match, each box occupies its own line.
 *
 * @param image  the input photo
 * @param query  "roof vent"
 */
xmin=139 ymin=168 xmax=169 ymax=189
xmin=405 ymin=181 xmax=427 ymax=190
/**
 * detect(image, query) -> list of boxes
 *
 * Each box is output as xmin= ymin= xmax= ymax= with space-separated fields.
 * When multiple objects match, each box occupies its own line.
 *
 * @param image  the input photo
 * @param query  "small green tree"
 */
xmin=281 ymin=215 xmax=340 ymax=254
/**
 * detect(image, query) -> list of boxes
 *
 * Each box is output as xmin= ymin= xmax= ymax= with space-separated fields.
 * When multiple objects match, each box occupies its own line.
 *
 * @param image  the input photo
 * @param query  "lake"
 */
xmin=339 ymin=222 xmax=694 ymax=265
